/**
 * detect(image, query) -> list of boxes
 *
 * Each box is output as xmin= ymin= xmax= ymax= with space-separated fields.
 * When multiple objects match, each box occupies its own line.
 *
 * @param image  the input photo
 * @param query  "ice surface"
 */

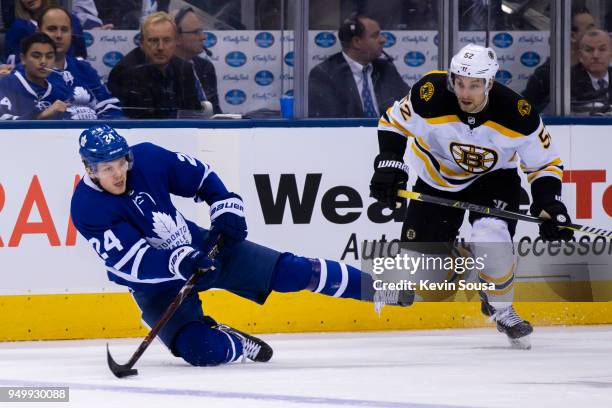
xmin=0 ymin=326 xmax=610 ymax=408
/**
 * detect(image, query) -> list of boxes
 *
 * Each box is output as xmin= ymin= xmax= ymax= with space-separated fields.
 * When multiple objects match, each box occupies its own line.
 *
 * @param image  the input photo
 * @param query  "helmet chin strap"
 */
xmin=470 ymin=94 xmax=489 ymax=114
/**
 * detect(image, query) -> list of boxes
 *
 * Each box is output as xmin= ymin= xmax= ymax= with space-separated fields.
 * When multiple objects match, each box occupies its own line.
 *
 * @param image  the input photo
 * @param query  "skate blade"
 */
xmin=508 ymin=335 xmax=531 ymax=350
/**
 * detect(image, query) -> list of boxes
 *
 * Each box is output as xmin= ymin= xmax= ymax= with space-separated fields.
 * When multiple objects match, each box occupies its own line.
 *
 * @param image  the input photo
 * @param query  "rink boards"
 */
xmin=0 ymin=123 xmax=611 ymax=340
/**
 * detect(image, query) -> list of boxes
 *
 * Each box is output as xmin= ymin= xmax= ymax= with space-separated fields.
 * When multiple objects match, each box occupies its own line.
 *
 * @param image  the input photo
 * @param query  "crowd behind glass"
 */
xmin=1 ymin=0 xmax=611 ymax=120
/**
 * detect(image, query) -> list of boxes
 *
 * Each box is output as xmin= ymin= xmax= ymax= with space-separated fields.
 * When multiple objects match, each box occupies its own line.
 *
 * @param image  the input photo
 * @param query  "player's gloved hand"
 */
xmin=204 ymin=192 xmax=247 ymax=257
xmin=530 ymin=198 xmax=574 ymax=242
xmin=171 ymin=246 xmax=219 ymax=281
xmin=370 ymin=152 xmax=409 ymax=209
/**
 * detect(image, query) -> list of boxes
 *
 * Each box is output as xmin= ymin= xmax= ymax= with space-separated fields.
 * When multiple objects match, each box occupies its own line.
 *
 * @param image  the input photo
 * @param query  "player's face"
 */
xmin=453 ymin=75 xmax=488 ymax=113
xmin=39 ymin=9 xmax=72 ymax=56
xmin=94 ymin=157 xmax=129 ymax=195
xmin=177 ymin=12 xmax=205 ymax=56
xmin=142 ymin=21 xmax=177 ymax=67
xmin=355 ymin=18 xmax=384 ymax=62
xmin=579 ymin=33 xmax=611 ymax=77
xmin=20 ymin=43 xmax=55 ymax=83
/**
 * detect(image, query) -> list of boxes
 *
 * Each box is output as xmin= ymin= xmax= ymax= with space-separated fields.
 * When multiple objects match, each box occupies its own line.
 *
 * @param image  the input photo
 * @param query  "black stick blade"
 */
xmin=107 ymin=343 xmax=139 ymax=378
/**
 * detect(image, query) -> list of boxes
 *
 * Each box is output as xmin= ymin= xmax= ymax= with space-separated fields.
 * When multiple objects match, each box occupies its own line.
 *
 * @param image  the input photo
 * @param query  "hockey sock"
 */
xmin=173 ymin=321 xmax=243 ymax=366
xmin=271 ymin=253 xmax=374 ymax=301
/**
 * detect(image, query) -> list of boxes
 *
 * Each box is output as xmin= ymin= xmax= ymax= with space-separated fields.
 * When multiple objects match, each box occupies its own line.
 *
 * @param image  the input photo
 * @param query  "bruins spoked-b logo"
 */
xmin=420 ymin=81 xmax=434 ymax=102
xmin=450 ymin=143 xmax=498 ymax=174
xmin=517 ymin=99 xmax=531 ymax=116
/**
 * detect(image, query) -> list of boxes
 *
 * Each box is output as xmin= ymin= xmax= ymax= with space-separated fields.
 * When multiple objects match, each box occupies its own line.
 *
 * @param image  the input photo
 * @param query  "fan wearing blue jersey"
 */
xmin=37 ymin=6 xmax=122 ymax=119
xmin=70 ymin=125 xmax=413 ymax=367
xmin=0 ymin=32 xmax=98 ymax=120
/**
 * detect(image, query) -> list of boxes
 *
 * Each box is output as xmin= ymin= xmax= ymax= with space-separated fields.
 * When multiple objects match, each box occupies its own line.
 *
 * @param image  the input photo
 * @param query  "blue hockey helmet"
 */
xmin=79 ymin=125 xmax=132 ymax=169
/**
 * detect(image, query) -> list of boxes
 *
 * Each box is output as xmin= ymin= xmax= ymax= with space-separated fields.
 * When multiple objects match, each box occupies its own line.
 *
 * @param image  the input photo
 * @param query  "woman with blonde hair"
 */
xmin=4 ymin=0 xmax=87 ymax=64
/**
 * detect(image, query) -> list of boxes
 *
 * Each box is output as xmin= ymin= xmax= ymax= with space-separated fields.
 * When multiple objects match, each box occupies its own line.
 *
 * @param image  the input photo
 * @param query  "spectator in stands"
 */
xmin=571 ymin=29 xmax=612 ymax=105
xmin=107 ymin=12 xmax=204 ymax=118
xmin=173 ymin=6 xmax=221 ymax=114
xmin=308 ymin=13 xmax=409 ymax=118
xmin=90 ymin=0 xmax=169 ymax=30
xmin=4 ymin=0 xmax=87 ymax=65
xmin=37 ymin=6 xmax=122 ymax=119
xmin=0 ymin=32 xmax=99 ymax=120
xmin=522 ymin=7 xmax=596 ymax=114
xmin=71 ymin=0 xmax=113 ymax=29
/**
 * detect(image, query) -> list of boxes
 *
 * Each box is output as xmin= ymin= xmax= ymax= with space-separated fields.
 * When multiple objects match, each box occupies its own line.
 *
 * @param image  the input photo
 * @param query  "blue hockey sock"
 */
xmin=271 ymin=253 xmax=373 ymax=301
xmin=173 ymin=321 xmax=243 ymax=366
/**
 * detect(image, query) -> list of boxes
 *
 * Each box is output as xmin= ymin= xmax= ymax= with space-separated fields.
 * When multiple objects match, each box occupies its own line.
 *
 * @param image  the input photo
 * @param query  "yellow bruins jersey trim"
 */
xmin=415 ymin=136 xmax=472 ymax=178
xmin=425 ymin=115 xmax=462 ymax=125
xmin=413 ymin=140 xmax=478 ymax=186
xmin=522 ymin=157 xmax=563 ymax=173
xmin=424 ymin=70 xmax=448 ymax=75
xmin=527 ymin=166 xmax=563 ymax=183
xmin=482 ymin=120 xmax=525 ymax=138
xmin=391 ymin=117 xmax=416 ymax=138
xmin=411 ymin=143 xmax=452 ymax=188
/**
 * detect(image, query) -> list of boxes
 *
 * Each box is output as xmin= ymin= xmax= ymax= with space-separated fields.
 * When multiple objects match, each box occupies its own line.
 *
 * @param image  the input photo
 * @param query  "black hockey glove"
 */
xmin=370 ymin=152 xmax=409 ymax=209
xmin=170 ymin=247 xmax=219 ymax=281
xmin=530 ymin=198 xmax=574 ymax=242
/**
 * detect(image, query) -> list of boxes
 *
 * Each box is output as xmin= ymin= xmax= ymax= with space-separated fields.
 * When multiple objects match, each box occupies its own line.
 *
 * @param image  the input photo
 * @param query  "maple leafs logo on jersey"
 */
xmin=146 ymin=211 xmax=192 ymax=250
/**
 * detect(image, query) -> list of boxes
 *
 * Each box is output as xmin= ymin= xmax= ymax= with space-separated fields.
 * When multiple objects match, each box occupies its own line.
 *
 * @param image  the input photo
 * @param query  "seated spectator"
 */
xmin=92 ymin=0 xmax=169 ymax=30
xmin=522 ymin=7 xmax=595 ymax=113
xmin=37 ymin=6 xmax=122 ymax=118
xmin=0 ymin=32 xmax=99 ymax=120
xmin=308 ymin=13 xmax=409 ymax=118
xmin=107 ymin=11 xmax=204 ymax=119
xmin=173 ymin=6 xmax=221 ymax=114
xmin=4 ymin=0 xmax=87 ymax=65
xmin=571 ymin=29 xmax=612 ymax=105
xmin=72 ymin=0 xmax=114 ymax=29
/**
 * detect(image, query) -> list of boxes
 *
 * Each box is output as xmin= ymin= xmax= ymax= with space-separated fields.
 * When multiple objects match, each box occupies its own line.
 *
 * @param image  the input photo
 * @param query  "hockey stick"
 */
xmin=397 ymin=189 xmax=612 ymax=238
xmin=107 ymin=239 xmax=222 ymax=378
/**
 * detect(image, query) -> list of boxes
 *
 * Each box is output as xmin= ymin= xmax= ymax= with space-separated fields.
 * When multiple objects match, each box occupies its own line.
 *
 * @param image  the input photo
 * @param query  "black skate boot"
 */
xmin=482 ymin=302 xmax=533 ymax=350
xmin=216 ymin=324 xmax=273 ymax=362
xmin=373 ymin=288 xmax=415 ymax=314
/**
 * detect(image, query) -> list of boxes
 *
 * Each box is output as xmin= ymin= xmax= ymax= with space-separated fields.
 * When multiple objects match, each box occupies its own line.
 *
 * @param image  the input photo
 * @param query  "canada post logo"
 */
xmin=381 ymin=32 xmax=396 ymax=48
xmin=404 ymin=51 xmax=425 ymax=67
xmin=225 ymin=51 xmax=247 ymax=67
xmin=314 ymin=32 xmax=336 ymax=48
xmin=254 ymin=70 xmax=274 ymax=86
xmin=225 ymin=89 xmax=246 ymax=105
xmin=103 ymin=51 xmax=123 ymax=68
xmin=492 ymin=32 xmax=513 ymax=48
xmin=520 ymin=51 xmax=540 ymax=67
xmin=284 ymin=51 xmax=294 ymax=67
xmin=83 ymin=32 xmax=94 ymax=47
xmin=204 ymin=32 xmax=217 ymax=48
xmin=495 ymin=70 xmax=512 ymax=85
xmin=255 ymin=32 xmax=274 ymax=48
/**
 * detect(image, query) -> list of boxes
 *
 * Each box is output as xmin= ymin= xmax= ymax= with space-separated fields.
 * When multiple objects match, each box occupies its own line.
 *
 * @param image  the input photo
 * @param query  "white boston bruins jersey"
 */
xmin=378 ymin=71 xmax=562 ymax=192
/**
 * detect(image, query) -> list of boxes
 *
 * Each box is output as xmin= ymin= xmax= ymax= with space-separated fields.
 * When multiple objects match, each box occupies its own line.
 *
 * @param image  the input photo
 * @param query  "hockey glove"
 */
xmin=530 ymin=198 xmax=574 ymax=242
xmin=370 ymin=152 xmax=409 ymax=209
xmin=170 ymin=246 xmax=219 ymax=281
xmin=204 ymin=192 xmax=247 ymax=257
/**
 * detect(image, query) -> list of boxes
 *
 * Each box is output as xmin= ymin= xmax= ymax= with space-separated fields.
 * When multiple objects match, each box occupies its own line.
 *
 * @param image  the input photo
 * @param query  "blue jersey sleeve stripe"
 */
xmin=131 ymin=246 xmax=150 ymax=277
xmin=106 ymin=266 xmax=182 ymax=284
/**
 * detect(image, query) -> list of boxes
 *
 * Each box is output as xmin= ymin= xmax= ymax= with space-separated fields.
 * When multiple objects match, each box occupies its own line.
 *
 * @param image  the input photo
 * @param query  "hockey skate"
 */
xmin=482 ymin=302 xmax=533 ymax=350
xmin=373 ymin=288 xmax=415 ymax=315
xmin=216 ymin=324 xmax=274 ymax=362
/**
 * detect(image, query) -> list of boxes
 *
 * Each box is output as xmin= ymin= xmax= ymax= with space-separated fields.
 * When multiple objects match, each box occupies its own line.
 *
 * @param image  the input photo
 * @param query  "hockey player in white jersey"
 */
xmin=370 ymin=43 xmax=574 ymax=349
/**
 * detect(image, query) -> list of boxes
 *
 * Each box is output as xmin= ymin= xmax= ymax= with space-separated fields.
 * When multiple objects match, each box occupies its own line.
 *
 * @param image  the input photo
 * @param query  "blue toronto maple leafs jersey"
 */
xmin=0 ymin=65 xmax=98 ymax=120
xmin=70 ymin=142 xmax=229 ymax=291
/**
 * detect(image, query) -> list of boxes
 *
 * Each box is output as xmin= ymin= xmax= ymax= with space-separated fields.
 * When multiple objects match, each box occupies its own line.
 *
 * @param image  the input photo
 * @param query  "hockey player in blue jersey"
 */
xmin=71 ymin=124 xmax=413 ymax=367
xmin=0 ymin=33 xmax=99 ymax=120
xmin=37 ymin=6 xmax=122 ymax=119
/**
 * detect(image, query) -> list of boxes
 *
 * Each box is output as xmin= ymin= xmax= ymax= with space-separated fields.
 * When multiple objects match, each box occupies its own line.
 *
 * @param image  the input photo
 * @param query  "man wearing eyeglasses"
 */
xmin=173 ymin=7 xmax=221 ymax=114
xmin=107 ymin=12 xmax=204 ymax=118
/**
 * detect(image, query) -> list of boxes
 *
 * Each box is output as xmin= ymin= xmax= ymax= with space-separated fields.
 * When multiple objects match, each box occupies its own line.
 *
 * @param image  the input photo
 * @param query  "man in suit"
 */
xmin=308 ymin=14 xmax=409 ymax=118
xmin=571 ymin=28 xmax=612 ymax=105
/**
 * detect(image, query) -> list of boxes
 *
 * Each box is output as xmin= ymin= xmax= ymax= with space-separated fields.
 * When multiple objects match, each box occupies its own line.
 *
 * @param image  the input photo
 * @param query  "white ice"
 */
xmin=0 ymin=326 xmax=611 ymax=408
